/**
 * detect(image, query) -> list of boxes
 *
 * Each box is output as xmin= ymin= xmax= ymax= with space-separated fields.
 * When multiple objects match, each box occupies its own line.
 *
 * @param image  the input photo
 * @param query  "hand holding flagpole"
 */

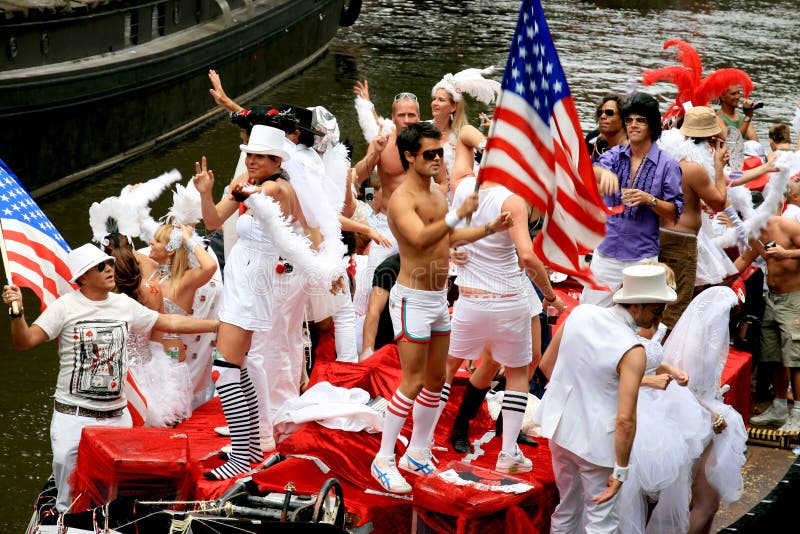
xmin=0 ymin=220 xmax=20 ymax=315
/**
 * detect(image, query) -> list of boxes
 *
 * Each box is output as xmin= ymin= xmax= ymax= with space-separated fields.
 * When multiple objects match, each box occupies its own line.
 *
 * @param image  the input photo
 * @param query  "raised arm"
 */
xmin=354 ymin=135 xmax=388 ymax=183
xmin=176 ymin=226 xmax=217 ymax=293
xmin=4 ymin=284 xmax=49 ymax=350
xmin=208 ymin=69 xmax=244 ymax=113
xmin=193 ymin=156 xmax=240 ymax=230
xmin=686 ymin=139 xmax=728 ymax=212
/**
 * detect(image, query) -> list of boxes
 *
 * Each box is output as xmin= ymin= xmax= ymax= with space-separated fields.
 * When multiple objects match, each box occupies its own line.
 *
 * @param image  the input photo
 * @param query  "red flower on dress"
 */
xmin=275 ymin=263 xmax=287 ymax=274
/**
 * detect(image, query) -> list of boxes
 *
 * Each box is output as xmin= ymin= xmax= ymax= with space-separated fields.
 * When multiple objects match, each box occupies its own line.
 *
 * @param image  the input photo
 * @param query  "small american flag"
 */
xmin=479 ymin=0 xmax=613 ymax=289
xmin=0 ymin=160 xmax=74 ymax=308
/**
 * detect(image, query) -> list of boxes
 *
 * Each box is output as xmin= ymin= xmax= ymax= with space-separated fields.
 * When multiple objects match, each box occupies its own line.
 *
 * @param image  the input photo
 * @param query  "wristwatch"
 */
xmin=650 ymin=196 xmax=658 ymax=207
xmin=743 ymin=116 xmax=752 ymax=122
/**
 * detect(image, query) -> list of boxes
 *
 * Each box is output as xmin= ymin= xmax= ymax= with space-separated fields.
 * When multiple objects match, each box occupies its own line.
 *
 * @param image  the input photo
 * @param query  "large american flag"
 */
xmin=479 ymin=0 xmax=611 ymax=289
xmin=0 ymin=160 xmax=73 ymax=309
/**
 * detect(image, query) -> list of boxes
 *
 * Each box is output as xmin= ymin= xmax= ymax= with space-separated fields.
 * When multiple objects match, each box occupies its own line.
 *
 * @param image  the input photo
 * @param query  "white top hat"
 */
xmin=240 ymin=125 xmax=291 ymax=160
xmin=67 ymin=243 xmax=115 ymax=283
xmin=612 ymin=264 xmax=677 ymax=304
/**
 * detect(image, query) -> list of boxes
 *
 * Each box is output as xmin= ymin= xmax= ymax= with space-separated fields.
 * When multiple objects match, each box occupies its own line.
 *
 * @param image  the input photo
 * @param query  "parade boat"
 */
xmin=0 ymin=0 xmax=361 ymax=198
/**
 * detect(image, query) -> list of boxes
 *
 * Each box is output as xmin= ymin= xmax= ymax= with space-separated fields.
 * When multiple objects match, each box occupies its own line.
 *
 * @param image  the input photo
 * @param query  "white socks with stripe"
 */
xmin=428 ymin=383 xmax=451 ymax=444
xmin=410 ymin=388 xmax=442 ymax=450
xmin=501 ymin=391 xmax=528 ymax=455
xmin=379 ymin=390 xmax=414 ymax=457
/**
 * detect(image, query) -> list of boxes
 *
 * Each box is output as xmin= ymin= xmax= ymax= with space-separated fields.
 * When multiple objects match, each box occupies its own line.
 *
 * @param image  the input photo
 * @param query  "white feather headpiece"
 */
xmin=89 ymin=196 xmax=140 ymax=245
xmin=167 ymin=180 xmax=202 ymax=225
xmin=431 ymin=67 xmax=501 ymax=105
xmin=119 ymin=169 xmax=182 ymax=239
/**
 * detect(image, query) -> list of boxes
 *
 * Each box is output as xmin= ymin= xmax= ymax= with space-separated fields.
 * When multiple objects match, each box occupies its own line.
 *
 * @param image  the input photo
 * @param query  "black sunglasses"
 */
xmin=651 ymin=305 xmax=665 ymax=316
xmin=596 ymin=108 xmax=616 ymax=118
xmin=394 ymin=92 xmax=418 ymax=102
xmin=625 ymin=116 xmax=648 ymax=125
xmin=95 ymin=259 xmax=115 ymax=272
xmin=416 ymin=148 xmax=444 ymax=161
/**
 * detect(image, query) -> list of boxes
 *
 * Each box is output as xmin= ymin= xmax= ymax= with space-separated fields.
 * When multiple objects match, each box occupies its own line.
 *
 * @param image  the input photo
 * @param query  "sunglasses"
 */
xmin=95 ymin=259 xmax=115 ymax=272
xmin=625 ymin=116 xmax=648 ymax=125
xmin=651 ymin=305 xmax=665 ymax=317
xmin=394 ymin=92 xmax=418 ymax=102
xmin=596 ymin=108 xmax=616 ymax=118
xmin=416 ymin=147 xmax=444 ymax=161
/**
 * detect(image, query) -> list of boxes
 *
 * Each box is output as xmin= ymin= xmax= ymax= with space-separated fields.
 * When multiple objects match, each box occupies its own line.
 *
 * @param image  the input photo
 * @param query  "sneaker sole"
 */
xmin=749 ymin=418 xmax=787 ymax=426
xmin=496 ymin=464 xmax=533 ymax=474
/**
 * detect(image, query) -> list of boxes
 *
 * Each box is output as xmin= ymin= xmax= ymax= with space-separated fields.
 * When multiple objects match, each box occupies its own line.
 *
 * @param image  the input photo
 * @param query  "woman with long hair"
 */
xmin=148 ymin=223 xmax=216 ymax=363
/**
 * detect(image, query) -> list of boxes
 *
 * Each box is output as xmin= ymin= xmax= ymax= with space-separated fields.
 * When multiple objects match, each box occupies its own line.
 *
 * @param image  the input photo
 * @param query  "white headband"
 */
xmin=431 ymin=66 xmax=501 ymax=105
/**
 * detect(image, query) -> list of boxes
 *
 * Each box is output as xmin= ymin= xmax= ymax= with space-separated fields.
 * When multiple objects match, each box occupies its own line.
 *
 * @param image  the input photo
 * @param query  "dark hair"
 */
xmin=596 ymin=93 xmax=625 ymax=119
xmin=396 ymin=122 xmax=442 ymax=171
xmin=622 ymin=92 xmax=662 ymax=141
xmin=103 ymin=235 xmax=141 ymax=300
xmin=230 ymin=106 xmax=297 ymax=136
xmin=769 ymin=123 xmax=791 ymax=144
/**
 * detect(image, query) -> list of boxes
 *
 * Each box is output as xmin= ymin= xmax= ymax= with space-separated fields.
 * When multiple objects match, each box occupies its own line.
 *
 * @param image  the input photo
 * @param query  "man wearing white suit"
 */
xmin=534 ymin=264 xmax=677 ymax=532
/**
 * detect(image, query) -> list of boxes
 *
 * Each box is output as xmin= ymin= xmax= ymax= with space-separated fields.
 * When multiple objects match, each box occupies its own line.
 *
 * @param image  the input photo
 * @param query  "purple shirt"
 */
xmin=595 ymin=143 xmax=683 ymax=261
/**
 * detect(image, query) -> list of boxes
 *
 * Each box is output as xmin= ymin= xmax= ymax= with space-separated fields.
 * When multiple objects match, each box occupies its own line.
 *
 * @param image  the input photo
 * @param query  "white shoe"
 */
xmin=214 ymin=426 xmax=231 ymax=437
xmin=749 ymin=403 xmax=788 ymax=426
xmin=398 ymin=447 xmax=436 ymax=476
xmin=496 ymin=446 xmax=533 ymax=474
xmin=777 ymin=409 xmax=800 ymax=434
xmin=261 ymin=437 xmax=277 ymax=453
xmin=371 ymin=455 xmax=412 ymax=493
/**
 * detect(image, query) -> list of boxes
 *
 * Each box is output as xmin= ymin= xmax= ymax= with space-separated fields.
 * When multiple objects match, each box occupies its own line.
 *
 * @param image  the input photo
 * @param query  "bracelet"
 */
xmin=8 ymin=305 xmax=24 ymax=318
xmin=445 ymin=210 xmax=462 ymax=228
xmin=543 ymin=294 xmax=556 ymax=303
xmin=484 ymin=223 xmax=494 ymax=235
xmin=612 ymin=464 xmax=629 ymax=483
xmin=184 ymin=238 xmax=199 ymax=251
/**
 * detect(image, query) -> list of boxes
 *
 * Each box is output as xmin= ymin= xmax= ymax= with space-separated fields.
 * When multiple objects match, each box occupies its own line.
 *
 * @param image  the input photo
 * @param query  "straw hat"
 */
xmin=679 ymin=106 xmax=722 ymax=138
xmin=612 ymin=264 xmax=678 ymax=304
xmin=239 ymin=125 xmax=291 ymax=160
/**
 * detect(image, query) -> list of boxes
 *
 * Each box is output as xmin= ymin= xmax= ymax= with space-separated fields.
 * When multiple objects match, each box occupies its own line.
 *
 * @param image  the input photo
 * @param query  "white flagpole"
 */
xmin=0 ymin=219 xmax=21 ymax=315
xmin=466 ymin=89 xmax=505 ymax=226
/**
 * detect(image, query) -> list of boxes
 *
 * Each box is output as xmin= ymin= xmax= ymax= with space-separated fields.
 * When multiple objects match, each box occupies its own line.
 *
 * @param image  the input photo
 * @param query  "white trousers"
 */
xmin=580 ymin=251 xmax=657 ymax=308
xmin=332 ymin=285 xmax=358 ymax=362
xmin=50 ymin=408 xmax=132 ymax=512
xmin=246 ymin=332 xmax=274 ymax=445
xmin=550 ymin=441 xmax=620 ymax=534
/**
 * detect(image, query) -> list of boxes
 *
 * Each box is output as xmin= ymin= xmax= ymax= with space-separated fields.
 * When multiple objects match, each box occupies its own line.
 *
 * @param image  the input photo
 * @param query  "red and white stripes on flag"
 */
xmin=478 ymin=0 xmax=613 ymax=289
xmin=0 ymin=163 xmax=74 ymax=308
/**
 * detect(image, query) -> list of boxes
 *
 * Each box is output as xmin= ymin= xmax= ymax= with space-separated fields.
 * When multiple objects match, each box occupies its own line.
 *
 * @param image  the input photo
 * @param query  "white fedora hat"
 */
xmin=67 ymin=243 xmax=115 ymax=283
xmin=239 ymin=125 xmax=291 ymax=161
xmin=612 ymin=264 xmax=677 ymax=304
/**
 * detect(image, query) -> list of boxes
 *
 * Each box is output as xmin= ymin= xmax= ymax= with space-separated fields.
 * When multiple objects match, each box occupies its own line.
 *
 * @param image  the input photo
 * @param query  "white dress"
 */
xmin=645 ymin=287 xmax=747 ymax=533
xmin=619 ymin=325 xmax=711 ymax=533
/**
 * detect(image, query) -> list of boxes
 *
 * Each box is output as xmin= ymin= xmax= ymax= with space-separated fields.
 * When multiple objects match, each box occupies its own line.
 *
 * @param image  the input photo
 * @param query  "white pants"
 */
xmin=550 ymin=441 xmax=620 ymax=534
xmin=265 ymin=270 xmax=309 ymax=425
xmin=246 ymin=332 xmax=274 ymax=445
xmin=332 ymin=285 xmax=358 ymax=362
xmin=580 ymin=251 xmax=657 ymax=308
xmin=50 ymin=408 xmax=132 ymax=512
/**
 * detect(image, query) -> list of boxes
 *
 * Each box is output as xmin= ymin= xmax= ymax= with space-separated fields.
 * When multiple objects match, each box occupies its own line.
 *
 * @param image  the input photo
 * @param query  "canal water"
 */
xmin=2 ymin=0 xmax=797 ymax=529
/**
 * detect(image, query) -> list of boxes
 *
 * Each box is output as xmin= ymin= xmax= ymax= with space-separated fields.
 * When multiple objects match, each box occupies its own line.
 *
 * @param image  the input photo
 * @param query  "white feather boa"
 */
xmin=322 ymin=143 xmax=351 ymax=214
xmin=119 ymin=169 xmax=182 ymax=240
xmin=244 ymin=192 xmax=346 ymax=289
xmin=714 ymin=151 xmax=800 ymax=248
xmin=657 ymin=129 xmax=714 ymax=180
xmin=167 ymin=180 xmax=203 ymax=225
xmin=355 ymin=96 xmax=394 ymax=144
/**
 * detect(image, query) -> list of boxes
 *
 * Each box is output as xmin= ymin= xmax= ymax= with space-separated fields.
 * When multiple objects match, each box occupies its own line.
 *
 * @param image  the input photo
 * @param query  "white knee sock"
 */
xmin=409 ymin=388 xmax=441 ymax=450
xmin=379 ymin=390 xmax=414 ymax=457
xmin=501 ymin=391 xmax=528 ymax=455
xmin=427 ymin=382 xmax=451 ymax=443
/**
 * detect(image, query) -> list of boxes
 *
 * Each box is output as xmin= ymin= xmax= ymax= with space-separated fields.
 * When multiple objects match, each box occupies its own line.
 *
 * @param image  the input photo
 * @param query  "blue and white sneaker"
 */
xmin=398 ymin=447 xmax=436 ymax=476
xmin=371 ymin=454 xmax=412 ymax=493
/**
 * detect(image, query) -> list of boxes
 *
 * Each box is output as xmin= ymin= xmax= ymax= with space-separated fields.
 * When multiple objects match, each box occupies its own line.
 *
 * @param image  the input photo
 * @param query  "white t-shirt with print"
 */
xmin=34 ymin=290 xmax=158 ymax=411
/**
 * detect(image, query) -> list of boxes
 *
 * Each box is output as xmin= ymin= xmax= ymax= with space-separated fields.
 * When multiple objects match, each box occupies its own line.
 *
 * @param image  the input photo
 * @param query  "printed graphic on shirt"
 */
xmin=70 ymin=319 xmax=128 ymax=400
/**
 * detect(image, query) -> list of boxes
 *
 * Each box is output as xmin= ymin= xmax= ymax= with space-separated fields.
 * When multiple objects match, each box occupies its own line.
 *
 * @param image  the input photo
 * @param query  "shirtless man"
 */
xmin=370 ymin=122 xmax=512 ymax=493
xmin=716 ymin=84 xmax=758 ymax=141
xmin=658 ymin=106 xmax=729 ymax=330
xmin=353 ymin=91 xmax=420 ymax=201
xmin=736 ymin=215 xmax=800 ymax=432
